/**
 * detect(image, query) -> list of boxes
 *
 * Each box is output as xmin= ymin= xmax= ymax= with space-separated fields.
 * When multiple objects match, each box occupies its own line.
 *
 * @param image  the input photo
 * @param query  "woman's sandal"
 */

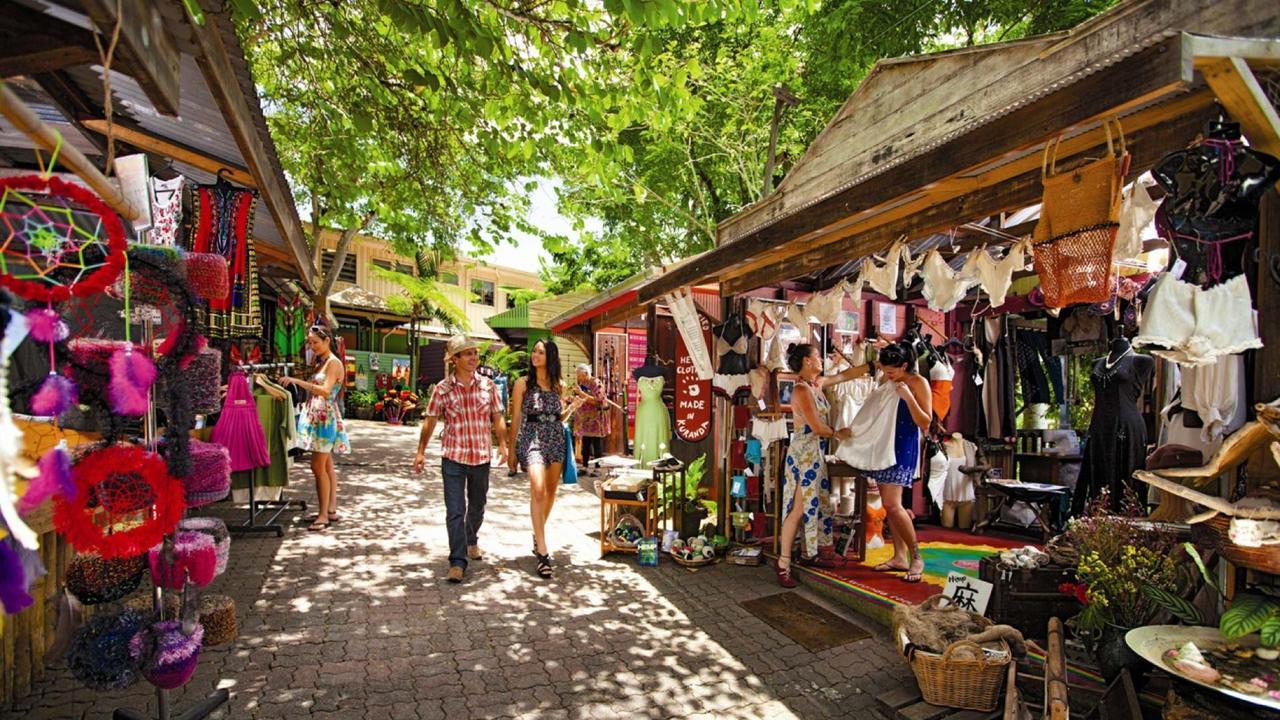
xmin=903 ymin=560 xmax=925 ymax=583
xmin=534 ymin=551 xmax=553 ymax=579
xmin=307 ymin=519 xmax=329 ymax=532
xmin=328 ymin=512 xmax=341 ymax=524
xmin=872 ymin=561 xmax=909 ymax=573
xmin=775 ymin=560 xmax=797 ymax=588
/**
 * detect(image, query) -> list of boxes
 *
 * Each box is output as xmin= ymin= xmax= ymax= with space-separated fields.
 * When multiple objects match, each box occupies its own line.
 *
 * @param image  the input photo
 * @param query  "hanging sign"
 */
xmin=940 ymin=573 xmax=994 ymax=615
xmin=674 ymin=313 xmax=713 ymax=442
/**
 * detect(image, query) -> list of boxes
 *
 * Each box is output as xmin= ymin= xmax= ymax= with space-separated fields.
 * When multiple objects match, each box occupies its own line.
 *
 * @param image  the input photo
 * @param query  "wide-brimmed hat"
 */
xmin=445 ymin=334 xmax=479 ymax=359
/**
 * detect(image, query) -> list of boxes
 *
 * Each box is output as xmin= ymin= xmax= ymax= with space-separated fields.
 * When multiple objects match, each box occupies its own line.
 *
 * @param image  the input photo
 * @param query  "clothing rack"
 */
xmin=228 ymin=366 xmax=306 ymax=538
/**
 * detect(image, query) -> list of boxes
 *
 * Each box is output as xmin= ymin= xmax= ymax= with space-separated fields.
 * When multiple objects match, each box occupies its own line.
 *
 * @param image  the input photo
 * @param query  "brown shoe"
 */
xmin=467 ymin=545 xmax=483 ymax=561
xmin=446 ymin=566 xmax=464 ymax=583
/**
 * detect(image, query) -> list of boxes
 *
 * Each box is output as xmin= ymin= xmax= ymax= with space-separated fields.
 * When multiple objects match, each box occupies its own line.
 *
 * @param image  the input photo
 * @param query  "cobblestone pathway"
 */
xmin=13 ymin=421 xmax=911 ymax=719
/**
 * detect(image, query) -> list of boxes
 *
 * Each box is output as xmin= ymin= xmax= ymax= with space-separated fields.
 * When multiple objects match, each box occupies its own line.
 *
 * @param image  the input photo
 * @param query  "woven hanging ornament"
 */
xmin=53 ymin=445 xmax=186 ymax=559
xmin=0 ymin=176 xmax=126 ymax=303
xmin=67 ymin=609 xmax=148 ymax=690
xmin=148 ymin=531 xmax=216 ymax=590
xmin=178 ymin=516 xmax=230 ymax=576
xmin=195 ymin=593 xmax=237 ymax=646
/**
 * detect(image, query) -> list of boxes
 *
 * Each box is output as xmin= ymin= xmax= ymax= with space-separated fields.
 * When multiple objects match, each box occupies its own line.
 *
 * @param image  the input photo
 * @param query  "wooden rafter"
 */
xmin=1196 ymin=55 xmax=1280 ymax=159
xmin=80 ymin=0 xmax=181 ymax=117
xmin=79 ymin=119 xmax=256 ymax=187
xmin=0 ymin=3 xmax=104 ymax=78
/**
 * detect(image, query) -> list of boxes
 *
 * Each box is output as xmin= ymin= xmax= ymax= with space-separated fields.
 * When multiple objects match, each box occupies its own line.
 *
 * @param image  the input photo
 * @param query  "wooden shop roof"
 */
xmin=637 ymin=0 xmax=1280 ymax=301
xmin=0 ymin=0 xmax=313 ymax=288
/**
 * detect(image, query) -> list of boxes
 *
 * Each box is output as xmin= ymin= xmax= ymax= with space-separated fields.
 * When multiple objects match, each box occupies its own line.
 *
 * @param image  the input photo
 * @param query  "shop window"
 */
xmin=372 ymin=258 xmax=415 ymax=276
xmin=322 ymin=250 xmax=357 ymax=284
xmin=472 ymin=279 xmax=495 ymax=306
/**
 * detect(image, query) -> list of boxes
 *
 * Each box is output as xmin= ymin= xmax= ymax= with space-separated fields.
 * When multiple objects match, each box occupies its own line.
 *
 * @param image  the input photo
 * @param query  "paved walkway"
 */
xmin=13 ymin=421 xmax=911 ymax=719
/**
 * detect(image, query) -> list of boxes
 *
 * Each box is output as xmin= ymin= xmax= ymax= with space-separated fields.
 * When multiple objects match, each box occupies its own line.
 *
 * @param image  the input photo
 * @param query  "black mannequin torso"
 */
xmin=632 ymin=354 xmax=668 ymax=380
xmin=714 ymin=313 xmax=753 ymax=376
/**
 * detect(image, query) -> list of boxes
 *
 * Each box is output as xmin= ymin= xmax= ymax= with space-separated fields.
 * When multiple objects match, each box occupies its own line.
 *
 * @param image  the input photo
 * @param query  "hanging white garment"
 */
xmin=968 ymin=241 xmax=1028 ymax=308
xmin=943 ymin=437 xmax=978 ymax=504
xmin=833 ymin=381 xmax=899 ymax=471
xmin=1115 ymin=173 xmax=1158 ymax=263
xmin=1181 ymin=354 xmax=1247 ymax=444
xmin=864 ymin=242 xmax=907 ymax=299
xmin=921 ymin=250 xmax=980 ymax=312
xmin=927 ymin=450 xmax=949 ymax=510
xmin=843 ymin=272 xmax=865 ymax=307
xmin=745 ymin=298 xmax=766 ymax=337
xmin=807 ymin=288 xmax=842 ymax=327
xmin=752 ymin=417 xmax=788 ymax=446
xmin=663 ymin=289 xmax=715 ymax=380
xmin=765 ymin=334 xmax=786 ymax=372
xmin=786 ymin=302 xmax=809 ymax=333
xmin=0 ymin=329 xmax=38 ymax=550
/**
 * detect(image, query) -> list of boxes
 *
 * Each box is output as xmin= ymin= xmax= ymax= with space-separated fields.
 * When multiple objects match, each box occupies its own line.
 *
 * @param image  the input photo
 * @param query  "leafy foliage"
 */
xmin=1220 ymin=594 xmax=1280 ymax=645
xmin=1140 ymin=585 xmax=1202 ymax=626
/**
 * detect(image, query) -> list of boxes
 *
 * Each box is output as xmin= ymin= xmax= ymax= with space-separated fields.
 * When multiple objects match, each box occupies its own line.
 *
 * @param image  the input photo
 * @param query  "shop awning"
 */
xmin=636 ymin=0 xmax=1280 ymax=301
xmin=0 ymin=2 xmax=314 ymax=288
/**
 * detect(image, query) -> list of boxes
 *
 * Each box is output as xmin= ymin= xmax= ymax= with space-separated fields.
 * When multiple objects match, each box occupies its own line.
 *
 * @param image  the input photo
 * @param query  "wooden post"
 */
xmin=761 ymin=84 xmax=799 ymax=199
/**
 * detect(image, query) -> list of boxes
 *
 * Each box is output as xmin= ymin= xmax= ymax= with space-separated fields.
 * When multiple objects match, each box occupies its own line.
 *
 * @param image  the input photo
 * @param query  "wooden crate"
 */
xmin=978 ymin=556 xmax=1078 ymax=640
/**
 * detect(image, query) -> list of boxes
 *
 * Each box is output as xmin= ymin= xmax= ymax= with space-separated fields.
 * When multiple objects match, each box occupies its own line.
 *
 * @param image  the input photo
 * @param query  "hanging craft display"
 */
xmin=0 ymin=290 xmax=39 ymax=551
xmin=67 ymin=609 xmax=149 ymax=690
xmin=148 ymin=530 xmax=217 ymax=589
xmin=53 ymin=444 xmax=186 ymax=559
xmin=25 ymin=306 xmax=77 ymax=417
xmin=0 ymin=541 xmax=35 ymax=614
xmin=15 ymin=439 xmax=74 ymax=515
xmin=197 ymin=594 xmax=238 ymax=646
xmin=65 ymin=552 xmax=146 ymax=605
xmin=0 ymin=176 xmax=126 ymax=302
xmin=179 ymin=516 xmax=230 ymax=576
xmin=134 ymin=620 xmax=204 ymax=689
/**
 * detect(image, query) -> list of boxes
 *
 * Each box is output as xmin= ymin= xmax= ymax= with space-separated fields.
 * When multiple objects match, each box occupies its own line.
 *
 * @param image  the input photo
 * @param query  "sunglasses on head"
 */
xmin=309 ymin=325 xmax=330 ymax=340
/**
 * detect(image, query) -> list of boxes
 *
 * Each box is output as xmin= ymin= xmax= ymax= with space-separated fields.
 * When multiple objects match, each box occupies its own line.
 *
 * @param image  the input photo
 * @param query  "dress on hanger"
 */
xmin=968 ymin=241 xmax=1028 ymax=308
xmin=212 ymin=373 xmax=272 ymax=471
xmin=864 ymin=242 xmax=907 ymax=299
xmin=1072 ymin=352 xmax=1152 ymax=515
xmin=149 ymin=176 xmax=185 ymax=247
xmin=1181 ymin=354 xmax=1245 ymax=443
xmin=189 ymin=182 xmax=262 ymax=337
xmin=929 ymin=360 xmax=955 ymax=422
xmin=783 ymin=380 xmax=834 ymax=557
xmin=921 ymin=250 xmax=980 ymax=312
xmin=633 ymin=376 xmax=670 ymax=465
xmin=231 ymin=377 xmax=295 ymax=502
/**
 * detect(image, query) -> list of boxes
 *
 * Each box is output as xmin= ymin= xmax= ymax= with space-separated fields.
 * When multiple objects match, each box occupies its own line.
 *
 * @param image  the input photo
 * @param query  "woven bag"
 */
xmin=1033 ymin=120 xmax=1131 ymax=307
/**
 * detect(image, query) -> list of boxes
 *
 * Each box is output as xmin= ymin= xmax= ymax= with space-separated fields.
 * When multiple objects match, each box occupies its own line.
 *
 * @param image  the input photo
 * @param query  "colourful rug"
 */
xmin=793 ymin=526 xmax=1034 ymax=611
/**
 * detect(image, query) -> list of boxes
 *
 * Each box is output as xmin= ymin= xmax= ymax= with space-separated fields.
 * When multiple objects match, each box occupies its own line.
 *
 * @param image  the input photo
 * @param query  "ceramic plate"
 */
xmin=1126 ymin=625 xmax=1279 ymax=711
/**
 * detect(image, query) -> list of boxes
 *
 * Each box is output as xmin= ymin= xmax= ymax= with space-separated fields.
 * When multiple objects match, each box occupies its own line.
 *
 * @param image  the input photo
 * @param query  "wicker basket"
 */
xmin=906 ymin=639 xmax=1010 ymax=711
xmin=670 ymin=553 xmax=716 ymax=568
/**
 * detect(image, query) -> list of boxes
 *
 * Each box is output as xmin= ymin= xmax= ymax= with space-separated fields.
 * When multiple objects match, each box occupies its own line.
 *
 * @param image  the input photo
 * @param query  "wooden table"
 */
xmin=1015 ymin=452 xmax=1083 ymax=486
xmin=973 ymin=480 xmax=1070 ymax=542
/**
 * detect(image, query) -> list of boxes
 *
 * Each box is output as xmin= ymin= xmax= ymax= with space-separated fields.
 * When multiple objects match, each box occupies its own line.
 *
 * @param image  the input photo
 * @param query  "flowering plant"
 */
xmin=1064 ymin=491 xmax=1187 ymax=635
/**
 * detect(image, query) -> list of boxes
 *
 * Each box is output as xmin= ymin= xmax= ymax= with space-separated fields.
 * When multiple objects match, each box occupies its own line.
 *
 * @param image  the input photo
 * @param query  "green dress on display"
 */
xmin=633 ymin=376 xmax=671 ymax=465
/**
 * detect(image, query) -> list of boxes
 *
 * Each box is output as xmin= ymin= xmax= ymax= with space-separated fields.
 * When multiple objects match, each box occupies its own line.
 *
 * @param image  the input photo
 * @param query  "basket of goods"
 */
xmin=606 ymin=514 xmax=644 ymax=549
xmin=669 ymin=536 xmax=717 ymax=567
xmin=65 ymin=552 xmax=147 ymax=605
xmin=892 ymin=595 xmax=1032 ymax=712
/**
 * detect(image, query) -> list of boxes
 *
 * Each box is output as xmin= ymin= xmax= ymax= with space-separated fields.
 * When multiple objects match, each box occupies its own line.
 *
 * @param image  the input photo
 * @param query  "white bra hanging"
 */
xmin=785 ymin=301 xmax=809 ymax=332
xmin=864 ymin=241 xmax=908 ymax=299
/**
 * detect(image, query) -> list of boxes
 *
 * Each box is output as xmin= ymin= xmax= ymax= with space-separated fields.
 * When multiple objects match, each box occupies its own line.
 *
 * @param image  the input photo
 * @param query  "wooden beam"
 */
xmin=183 ymin=7 xmax=314 ymax=289
xmin=0 ymin=39 xmax=98 ymax=77
xmin=1197 ymin=56 xmax=1280 ymax=158
xmin=639 ymin=35 xmax=1193 ymax=303
xmin=81 ymin=0 xmax=180 ymax=117
xmin=591 ymin=299 xmax=647 ymax=334
xmin=79 ymin=118 xmax=256 ymax=187
xmin=32 ymin=71 xmax=112 ymax=156
xmin=720 ymin=106 xmax=1213 ymax=295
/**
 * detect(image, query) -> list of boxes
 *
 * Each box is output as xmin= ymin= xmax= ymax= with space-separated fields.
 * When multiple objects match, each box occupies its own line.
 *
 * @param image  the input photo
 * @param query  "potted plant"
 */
xmin=1166 ymin=541 xmax=1280 ymax=660
xmin=1062 ymin=492 xmax=1187 ymax=680
xmin=659 ymin=455 xmax=716 ymax=539
xmin=347 ymin=390 xmax=378 ymax=420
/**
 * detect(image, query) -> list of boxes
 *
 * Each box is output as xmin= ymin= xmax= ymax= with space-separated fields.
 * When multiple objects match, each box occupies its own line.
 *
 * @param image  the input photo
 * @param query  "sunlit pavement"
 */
xmin=15 ymin=420 xmax=909 ymax=719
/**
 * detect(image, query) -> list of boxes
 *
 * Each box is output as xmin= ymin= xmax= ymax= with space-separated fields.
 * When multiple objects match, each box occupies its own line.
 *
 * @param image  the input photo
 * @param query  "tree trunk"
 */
xmin=312 ymin=211 xmax=376 ymax=326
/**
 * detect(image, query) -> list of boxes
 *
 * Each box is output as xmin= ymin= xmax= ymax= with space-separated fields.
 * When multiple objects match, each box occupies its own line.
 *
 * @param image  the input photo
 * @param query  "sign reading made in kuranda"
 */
xmin=675 ymin=313 xmax=712 ymax=442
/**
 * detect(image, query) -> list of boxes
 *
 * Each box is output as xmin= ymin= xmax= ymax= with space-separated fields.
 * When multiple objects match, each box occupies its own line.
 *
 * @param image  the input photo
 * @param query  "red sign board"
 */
xmin=626 ymin=330 xmax=647 ymax=436
xmin=674 ymin=315 xmax=712 ymax=443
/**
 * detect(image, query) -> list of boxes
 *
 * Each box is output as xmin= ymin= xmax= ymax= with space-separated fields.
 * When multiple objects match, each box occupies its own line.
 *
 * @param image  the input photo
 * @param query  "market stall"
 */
xmin=1 ymin=0 xmax=313 ymax=715
xmin=616 ymin=0 xmax=1280 ymax=716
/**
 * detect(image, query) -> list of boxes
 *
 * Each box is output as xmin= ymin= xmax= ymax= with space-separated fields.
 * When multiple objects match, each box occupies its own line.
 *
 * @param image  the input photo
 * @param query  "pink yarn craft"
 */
xmin=184 ymin=253 xmax=229 ymax=301
xmin=133 ymin=620 xmax=203 ymax=690
xmin=30 ymin=373 xmax=76 ymax=416
xmin=108 ymin=346 xmax=157 ymax=417
xmin=179 ymin=517 xmax=230 ymax=576
xmin=148 ymin=531 xmax=216 ymax=589
xmin=182 ymin=440 xmax=231 ymax=507
xmin=24 ymin=308 xmax=67 ymax=343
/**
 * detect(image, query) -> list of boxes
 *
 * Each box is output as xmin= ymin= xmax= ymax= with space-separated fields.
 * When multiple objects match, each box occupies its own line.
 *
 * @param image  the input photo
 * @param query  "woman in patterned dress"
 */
xmin=508 ymin=340 xmax=585 ymax=578
xmin=282 ymin=326 xmax=350 ymax=531
xmin=775 ymin=342 xmax=871 ymax=587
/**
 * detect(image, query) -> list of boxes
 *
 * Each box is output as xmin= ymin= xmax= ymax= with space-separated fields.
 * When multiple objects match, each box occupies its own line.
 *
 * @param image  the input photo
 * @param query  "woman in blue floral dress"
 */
xmin=284 ymin=326 xmax=350 ymax=531
xmin=775 ymin=342 xmax=871 ymax=587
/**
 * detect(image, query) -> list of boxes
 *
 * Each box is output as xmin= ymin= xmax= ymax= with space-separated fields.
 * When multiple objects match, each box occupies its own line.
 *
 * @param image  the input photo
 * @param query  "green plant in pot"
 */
xmin=347 ymin=390 xmax=378 ymax=420
xmin=660 ymin=454 xmax=716 ymax=539
xmin=1167 ymin=542 xmax=1280 ymax=660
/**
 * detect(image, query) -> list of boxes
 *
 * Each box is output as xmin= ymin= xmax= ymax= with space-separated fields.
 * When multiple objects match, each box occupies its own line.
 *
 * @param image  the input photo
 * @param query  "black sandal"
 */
xmin=534 ymin=551 xmax=553 ymax=579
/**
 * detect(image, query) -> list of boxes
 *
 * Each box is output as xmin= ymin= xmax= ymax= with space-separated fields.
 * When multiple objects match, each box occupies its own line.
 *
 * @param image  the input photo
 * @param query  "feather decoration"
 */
xmin=24 ymin=308 xmax=67 ymax=344
xmin=0 ymin=541 xmax=34 ymax=614
xmin=16 ymin=442 xmax=72 ymax=514
xmin=30 ymin=373 xmax=76 ymax=416
xmin=108 ymin=346 xmax=156 ymax=416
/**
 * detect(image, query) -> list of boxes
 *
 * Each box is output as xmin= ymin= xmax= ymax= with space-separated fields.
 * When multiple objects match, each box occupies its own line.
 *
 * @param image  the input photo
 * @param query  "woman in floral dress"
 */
xmin=284 ymin=326 xmax=350 ymax=531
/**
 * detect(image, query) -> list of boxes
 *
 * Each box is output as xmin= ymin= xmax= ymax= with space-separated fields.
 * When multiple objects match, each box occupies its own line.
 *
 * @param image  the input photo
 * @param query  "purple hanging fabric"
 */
xmin=211 ymin=373 xmax=271 ymax=471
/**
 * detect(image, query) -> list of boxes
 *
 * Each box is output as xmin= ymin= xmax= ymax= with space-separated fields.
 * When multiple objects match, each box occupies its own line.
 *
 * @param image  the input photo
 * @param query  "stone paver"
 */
xmin=12 ymin=420 xmax=910 ymax=719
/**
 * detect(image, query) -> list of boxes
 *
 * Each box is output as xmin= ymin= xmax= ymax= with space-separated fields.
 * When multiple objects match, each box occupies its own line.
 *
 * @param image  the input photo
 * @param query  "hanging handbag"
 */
xmin=561 ymin=424 xmax=578 ymax=485
xmin=1032 ymin=119 xmax=1131 ymax=307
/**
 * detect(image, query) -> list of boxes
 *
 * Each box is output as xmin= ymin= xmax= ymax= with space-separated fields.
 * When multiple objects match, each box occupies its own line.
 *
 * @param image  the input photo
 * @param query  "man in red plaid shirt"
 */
xmin=414 ymin=335 xmax=508 ymax=583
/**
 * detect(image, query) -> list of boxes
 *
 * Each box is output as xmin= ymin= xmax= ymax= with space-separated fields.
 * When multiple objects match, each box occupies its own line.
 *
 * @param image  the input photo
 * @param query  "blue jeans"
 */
xmin=441 ymin=458 xmax=490 ymax=569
